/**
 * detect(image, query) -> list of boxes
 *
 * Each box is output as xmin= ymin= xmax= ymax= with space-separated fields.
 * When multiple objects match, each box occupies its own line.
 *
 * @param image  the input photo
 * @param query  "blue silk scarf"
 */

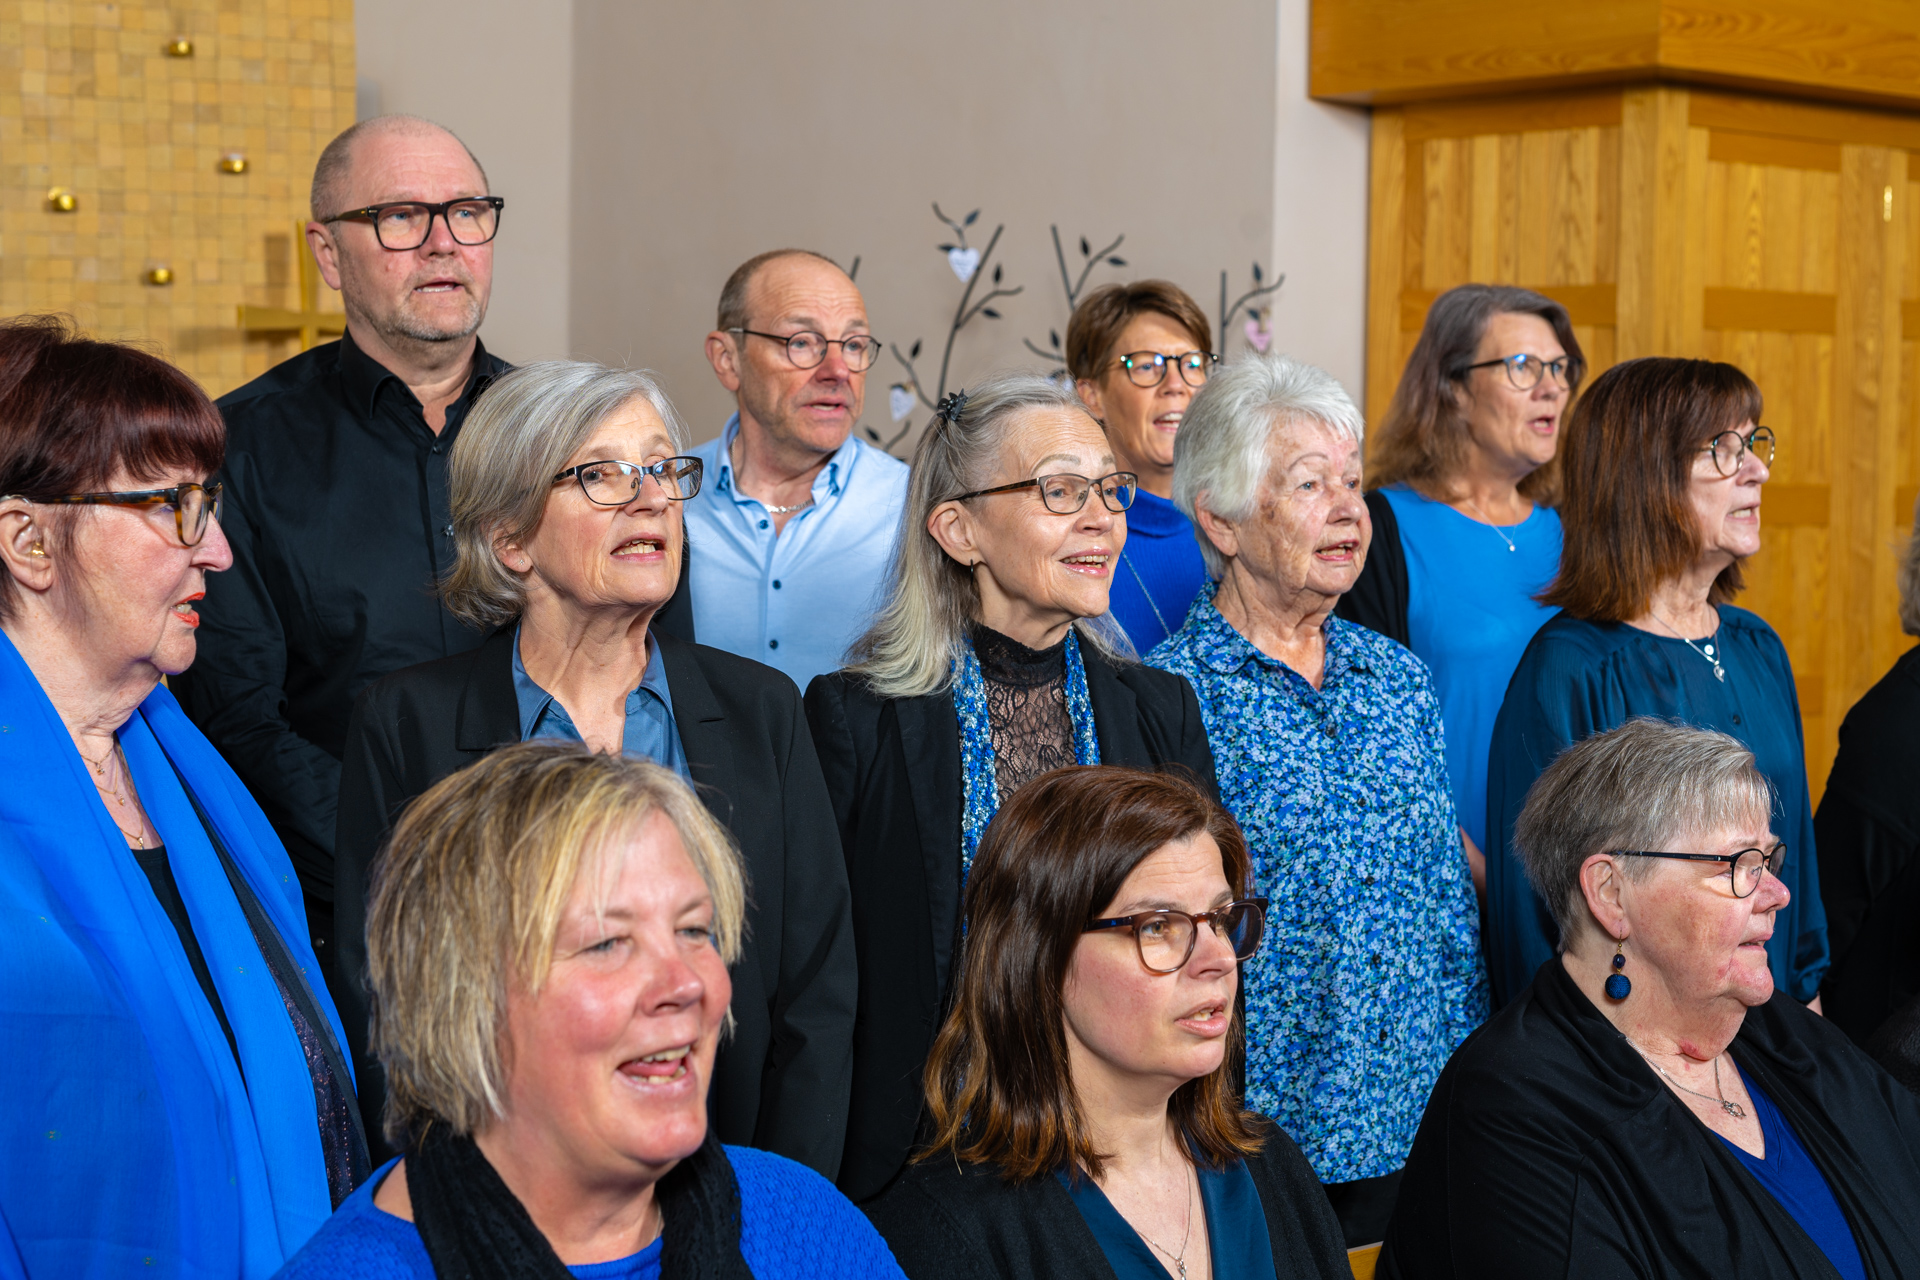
xmin=953 ymin=627 xmax=1101 ymax=880
xmin=0 ymin=631 xmax=345 ymax=1278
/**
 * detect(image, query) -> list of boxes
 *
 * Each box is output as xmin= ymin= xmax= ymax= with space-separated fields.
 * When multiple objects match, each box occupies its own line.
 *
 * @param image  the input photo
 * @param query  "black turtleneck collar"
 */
xmin=968 ymin=621 xmax=1067 ymax=687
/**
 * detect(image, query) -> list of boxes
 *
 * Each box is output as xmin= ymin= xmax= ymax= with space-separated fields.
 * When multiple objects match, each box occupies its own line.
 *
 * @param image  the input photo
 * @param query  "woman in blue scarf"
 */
xmin=0 ymin=317 xmax=368 ymax=1278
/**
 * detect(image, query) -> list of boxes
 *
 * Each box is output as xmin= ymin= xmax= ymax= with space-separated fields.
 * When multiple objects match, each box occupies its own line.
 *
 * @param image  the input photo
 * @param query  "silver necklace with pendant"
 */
xmin=1458 ymin=496 xmax=1519 ymax=553
xmin=1629 ymin=1041 xmax=1747 ymax=1119
xmin=1651 ymin=606 xmax=1725 ymax=681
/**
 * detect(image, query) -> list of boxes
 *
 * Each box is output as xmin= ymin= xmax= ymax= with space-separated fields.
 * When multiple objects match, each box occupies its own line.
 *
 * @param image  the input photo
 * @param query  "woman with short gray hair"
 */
xmin=333 ymin=360 xmax=857 ymax=1183
xmin=805 ymin=369 xmax=1217 ymax=1202
xmin=1384 ymin=718 xmax=1920 ymax=1279
xmin=1149 ymin=351 xmax=1485 ymax=1248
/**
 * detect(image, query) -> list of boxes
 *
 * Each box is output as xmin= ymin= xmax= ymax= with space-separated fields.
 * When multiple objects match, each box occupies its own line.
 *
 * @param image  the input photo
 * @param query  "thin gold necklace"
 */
xmin=79 ymin=741 xmax=147 ymax=849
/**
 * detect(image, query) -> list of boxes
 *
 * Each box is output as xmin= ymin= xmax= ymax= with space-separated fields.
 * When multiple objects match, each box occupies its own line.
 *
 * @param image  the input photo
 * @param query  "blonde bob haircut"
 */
xmin=366 ymin=741 xmax=746 ymax=1145
xmin=441 ymin=361 xmax=687 ymax=630
xmin=845 ymin=369 xmax=1133 ymax=699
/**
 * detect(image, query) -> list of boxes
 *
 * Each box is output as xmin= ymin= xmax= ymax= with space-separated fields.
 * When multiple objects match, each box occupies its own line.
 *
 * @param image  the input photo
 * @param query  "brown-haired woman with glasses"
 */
xmin=865 ymin=765 xmax=1348 ymax=1280
xmin=1483 ymin=356 xmax=1827 ymax=1016
xmin=0 ymin=316 xmax=369 ymax=1275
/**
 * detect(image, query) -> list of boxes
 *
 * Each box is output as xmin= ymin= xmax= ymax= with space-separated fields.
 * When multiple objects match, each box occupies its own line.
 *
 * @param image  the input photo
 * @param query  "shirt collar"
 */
xmin=336 ymin=327 xmax=499 ymax=425
xmin=511 ymin=625 xmax=669 ymax=740
xmin=1183 ymin=582 xmax=1374 ymax=682
xmin=715 ymin=412 xmax=855 ymax=503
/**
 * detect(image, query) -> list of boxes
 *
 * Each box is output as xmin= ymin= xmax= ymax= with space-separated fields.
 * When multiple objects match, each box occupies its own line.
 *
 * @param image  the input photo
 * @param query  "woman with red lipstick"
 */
xmin=1485 ymin=358 xmax=1827 ymax=1018
xmin=807 ymin=372 xmax=1217 ymax=1205
xmin=0 ymin=317 xmax=368 ymax=1276
xmin=279 ymin=743 xmax=905 ymax=1279
xmin=1384 ymin=719 xmax=1920 ymax=1279
xmin=865 ymin=766 xmax=1349 ymax=1280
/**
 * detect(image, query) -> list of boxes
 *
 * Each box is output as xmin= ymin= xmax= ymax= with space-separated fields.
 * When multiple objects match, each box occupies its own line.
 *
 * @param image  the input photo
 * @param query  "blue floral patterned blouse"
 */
xmin=1147 ymin=585 xmax=1488 ymax=1184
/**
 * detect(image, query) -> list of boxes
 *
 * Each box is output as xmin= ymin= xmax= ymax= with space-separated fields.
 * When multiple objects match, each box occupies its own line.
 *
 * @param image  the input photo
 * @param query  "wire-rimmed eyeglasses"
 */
xmin=1456 ymin=352 xmax=1570 ymax=391
xmin=27 ymin=482 xmax=224 ymax=547
xmin=1083 ymin=898 xmax=1269 ymax=973
xmin=553 ymin=457 xmax=704 ymax=506
xmin=1615 ymin=843 xmax=1787 ymax=899
xmin=729 ymin=328 xmax=882 ymax=372
xmin=1115 ymin=350 xmax=1217 ymax=389
xmin=1702 ymin=425 xmax=1776 ymax=476
xmin=324 ymin=197 xmax=505 ymax=251
xmin=949 ymin=471 xmax=1138 ymax=516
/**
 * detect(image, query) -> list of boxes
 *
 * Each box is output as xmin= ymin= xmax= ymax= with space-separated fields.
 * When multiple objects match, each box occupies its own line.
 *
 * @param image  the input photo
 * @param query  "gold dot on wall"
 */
xmin=165 ymin=38 xmax=194 ymax=57
xmin=46 ymin=188 xmax=77 ymax=213
xmin=146 ymin=267 xmax=175 ymax=286
xmin=219 ymin=154 xmax=249 ymax=174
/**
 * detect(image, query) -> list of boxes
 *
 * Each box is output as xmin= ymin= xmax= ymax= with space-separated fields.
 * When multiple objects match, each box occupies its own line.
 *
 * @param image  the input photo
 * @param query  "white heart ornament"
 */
xmin=888 ymin=384 xmax=915 ymax=423
xmin=1245 ymin=316 xmax=1272 ymax=354
xmin=947 ymin=247 xmax=980 ymax=283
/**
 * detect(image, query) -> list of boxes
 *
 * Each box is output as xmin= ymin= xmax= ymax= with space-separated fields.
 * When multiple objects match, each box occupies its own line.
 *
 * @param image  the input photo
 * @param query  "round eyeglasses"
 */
xmin=1616 ymin=843 xmax=1787 ymax=899
xmin=31 ymin=482 xmax=224 ymax=547
xmin=1116 ymin=350 xmax=1216 ymax=389
xmin=323 ymin=198 xmax=505 ymax=251
xmin=1456 ymin=352 xmax=1571 ymax=391
xmin=1083 ymin=898 xmax=1269 ymax=973
xmin=948 ymin=471 xmax=1138 ymax=516
xmin=1702 ymin=425 xmax=1775 ymax=476
xmin=553 ymin=457 xmax=704 ymax=506
xmin=729 ymin=327 xmax=882 ymax=372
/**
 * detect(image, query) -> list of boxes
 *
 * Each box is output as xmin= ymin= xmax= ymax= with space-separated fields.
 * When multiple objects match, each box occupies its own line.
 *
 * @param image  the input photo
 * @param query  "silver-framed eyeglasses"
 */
xmin=728 ymin=328 xmax=882 ymax=372
xmin=1457 ymin=352 xmax=1570 ymax=391
xmin=1615 ymin=843 xmax=1787 ymax=899
xmin=28 ymin=482 xmax=224 ymax=547
xmin=1115 ymin=349 xmax=1217 ymax=389
xmin=1702 ymin=425 xmax=1776 ymax=476
xmin=949 ymin=471 xmax=1138 ymax=516
xmin=553 ymin=457 xmax=704 ymax=506
xmin=323 ymin=197 xmax=505 ymax=251
xmin=1083 ymin=898 xmax=1269 ymax=973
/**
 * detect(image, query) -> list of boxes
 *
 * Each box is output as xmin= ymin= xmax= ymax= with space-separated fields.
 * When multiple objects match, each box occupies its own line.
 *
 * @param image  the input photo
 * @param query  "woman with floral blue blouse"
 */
xmin=1147 ymin=352 xmax=1487 ymax=1249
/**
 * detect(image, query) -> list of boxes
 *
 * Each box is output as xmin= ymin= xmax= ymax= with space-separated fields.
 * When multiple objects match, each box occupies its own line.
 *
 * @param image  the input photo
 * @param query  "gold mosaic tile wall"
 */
xmin=0 ymin=0 xmax=354 ymax=396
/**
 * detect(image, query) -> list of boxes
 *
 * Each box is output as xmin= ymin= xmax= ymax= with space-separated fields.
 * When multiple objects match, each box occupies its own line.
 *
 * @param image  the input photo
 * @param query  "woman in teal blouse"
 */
xmin=1485 ymin=356 xmax=1828 ymax=1010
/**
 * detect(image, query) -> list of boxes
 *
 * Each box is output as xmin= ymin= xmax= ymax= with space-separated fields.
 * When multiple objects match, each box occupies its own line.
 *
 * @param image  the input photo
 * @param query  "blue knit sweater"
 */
xmin=273 ymin=1147 xmax=906 ymax=1279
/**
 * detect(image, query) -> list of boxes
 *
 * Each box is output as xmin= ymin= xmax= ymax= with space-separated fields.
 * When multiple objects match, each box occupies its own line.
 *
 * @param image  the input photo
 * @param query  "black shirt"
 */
xmin=130 ymin=843 xmax=238 ymax=1068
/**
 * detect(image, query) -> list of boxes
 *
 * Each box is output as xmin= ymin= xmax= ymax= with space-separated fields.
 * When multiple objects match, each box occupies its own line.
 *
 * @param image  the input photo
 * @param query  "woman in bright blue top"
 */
xmin=1484 ymin=357 xmax=1827 ymax=1010
xmin=1069 ymin=280 xmax=1216 ymax=653
xmin=275 ymin=744 xmax=902 ymax=1280
xmin=1340 ymin=285 xmax=1586 ymax=872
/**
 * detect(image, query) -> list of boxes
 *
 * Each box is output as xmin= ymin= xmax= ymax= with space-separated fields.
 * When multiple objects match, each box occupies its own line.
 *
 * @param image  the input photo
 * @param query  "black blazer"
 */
xmin=864 ymin=1119 xmax=1350 ymax=1280
xmin=805 ymin=645 xmax=1217 ymax=1203
xmin=334 ymin=626 xmax=856 ymax=1177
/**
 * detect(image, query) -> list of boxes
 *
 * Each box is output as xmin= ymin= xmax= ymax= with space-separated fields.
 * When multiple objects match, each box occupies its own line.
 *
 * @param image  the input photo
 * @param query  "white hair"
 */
xmin=1171 ymin=353 xmax=1365 ymax=579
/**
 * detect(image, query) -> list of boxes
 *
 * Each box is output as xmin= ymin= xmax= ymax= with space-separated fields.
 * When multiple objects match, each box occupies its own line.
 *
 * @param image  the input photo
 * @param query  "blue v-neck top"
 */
xmin=1057 ymin=1158 xmax=1278 ymax=1279
xmin=1719 ymin=1065 xmax=1867 ymax=1280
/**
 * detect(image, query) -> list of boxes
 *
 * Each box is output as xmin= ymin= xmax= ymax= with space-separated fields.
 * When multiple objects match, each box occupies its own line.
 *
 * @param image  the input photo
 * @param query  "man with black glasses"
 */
xmin=693 ymin=250 xmax=909 ymax=691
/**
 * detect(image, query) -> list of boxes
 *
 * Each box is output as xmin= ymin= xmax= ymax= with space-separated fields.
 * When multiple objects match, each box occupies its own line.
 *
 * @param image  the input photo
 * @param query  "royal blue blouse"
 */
xmin=1720 ymin=1065 xmax=1867 ymax=1280
xmin=1110 ymin=488 xmax=1210 ymax=655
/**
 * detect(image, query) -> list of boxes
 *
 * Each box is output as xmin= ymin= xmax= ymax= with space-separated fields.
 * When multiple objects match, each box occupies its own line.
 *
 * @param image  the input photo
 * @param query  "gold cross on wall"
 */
xmin=237 ymin=222 xmax=347 ymax=351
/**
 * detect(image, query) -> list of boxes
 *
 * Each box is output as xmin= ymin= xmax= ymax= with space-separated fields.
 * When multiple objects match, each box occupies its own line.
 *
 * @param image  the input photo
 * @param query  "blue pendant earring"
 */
xmin=1605 ymin=941 xmax=1631 ymax=1000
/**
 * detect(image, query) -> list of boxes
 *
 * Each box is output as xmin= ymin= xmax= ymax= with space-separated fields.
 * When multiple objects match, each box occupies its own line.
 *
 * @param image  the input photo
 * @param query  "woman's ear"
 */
xmin=1075 ymin=374 xmax=1108 ymax=427
xmin=926 ymin=500 xmax=981 ymax=570
xmin=0 ymin=500 xmax=56 ymax=595
xmin=493 ymin=525 xmax=534 ymax=576
xmin=1576 ymin=851 xmax=1631 ymax=944
xmin=1190 ymin=494 xmax=1240 ymax=564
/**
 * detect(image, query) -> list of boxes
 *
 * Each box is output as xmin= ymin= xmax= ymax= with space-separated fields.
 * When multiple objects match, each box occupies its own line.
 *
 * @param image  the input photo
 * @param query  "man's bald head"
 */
xmin=311 ymin=115 xmax=489 ymax=220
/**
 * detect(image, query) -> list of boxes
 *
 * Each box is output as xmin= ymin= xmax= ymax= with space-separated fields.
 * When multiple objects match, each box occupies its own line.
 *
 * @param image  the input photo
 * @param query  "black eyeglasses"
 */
xmin=729 ymin=328 xmax=882 ymax=372
xmin=32 ymin=482 xmax=224 ymax=547
xmin=324 ymin=197 xmax=505 ymax=251
xmin=1084 ymin=898 xmax=1269 ymax=973
xmin=1615 ymin=843 xmax=1787 ymax=899
xmin=1702 ymin=425 xmax=1776 ymax=476
xmin=553 ymin=457 xmax=704 ymax=506
xmin=1456 ymin=353 xmax=1570 ymax=391
xmin=1115 ymin=350 xmax=1217 ymax=389
xmin=950 ymin=471 xmax=1138 ymax=516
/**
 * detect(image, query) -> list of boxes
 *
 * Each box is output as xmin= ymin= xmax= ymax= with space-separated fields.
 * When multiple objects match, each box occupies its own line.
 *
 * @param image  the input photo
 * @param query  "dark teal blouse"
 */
xmin=1057 ymin=1158 xmax=1278 ymax=1279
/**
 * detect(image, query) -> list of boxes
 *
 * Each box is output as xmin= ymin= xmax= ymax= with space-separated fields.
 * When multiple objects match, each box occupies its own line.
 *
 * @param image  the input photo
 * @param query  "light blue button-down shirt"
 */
xmin=510 ymin=626 xmax=690 ymax=779
xmin=684 ymin=414 xmax=911 ymax=691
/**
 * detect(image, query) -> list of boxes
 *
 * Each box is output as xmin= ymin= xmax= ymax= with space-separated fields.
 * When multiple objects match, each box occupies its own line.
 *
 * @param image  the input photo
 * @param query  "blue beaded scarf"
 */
xmin=953 ymin=627 xmax=1102 ymax=879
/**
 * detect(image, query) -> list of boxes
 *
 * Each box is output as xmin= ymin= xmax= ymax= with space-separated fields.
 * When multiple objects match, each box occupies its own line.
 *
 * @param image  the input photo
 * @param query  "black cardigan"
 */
xmin=863 ymin=1118 xmax=1350 ymax=1280
xmin=1815 ymin=644 xmax=1920 ymax=1044
xmin=1381 ymin=958 xmax=1920 ymax=1279
xmin=1333 ymin=490 xmax=1408 ymax=646
xmin=804 ymin=645 xmax=1218 ymax=1203
xmin=333 ymin=626 xmax=857 ymax=1176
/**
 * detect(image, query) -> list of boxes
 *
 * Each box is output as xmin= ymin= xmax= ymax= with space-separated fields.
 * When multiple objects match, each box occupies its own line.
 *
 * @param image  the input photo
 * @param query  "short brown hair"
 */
xmin=920 ymin=765 xmax=1265 ymax=1181
xmin=1542 ymin=357 xmax=1762 ymax=622
xmin=1367 ymin=284 xmax=1586 ymax=503
xmin=715 ymin=249 xmax=843 ymax=333
xmin=1065 ymin=281 xmax=1212 ymax=385
xmin=367 ymin=742 xmax=746 ymax=1145
xmin=0 ymin=315 xmax=225 ymax=621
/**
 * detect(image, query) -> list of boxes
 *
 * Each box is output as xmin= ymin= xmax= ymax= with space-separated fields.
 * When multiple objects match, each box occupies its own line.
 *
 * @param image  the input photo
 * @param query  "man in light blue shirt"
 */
xmin=690 ymin=249 xmax=910 ymax=690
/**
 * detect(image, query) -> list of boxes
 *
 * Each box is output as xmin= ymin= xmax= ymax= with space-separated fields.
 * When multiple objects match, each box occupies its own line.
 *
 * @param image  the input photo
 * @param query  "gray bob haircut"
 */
xmin=1171 ymin=353 xmax=1365 ymax=579
xmin=441 ymin=361 xmax=686 ymax=630
xmin=1514 ymin=718 xmax=1775 ymax=947
xmin=847 ymin=369 xmax=1132 ymax=699
xmin=1901 ymin=490 xmax=1920 ymax=636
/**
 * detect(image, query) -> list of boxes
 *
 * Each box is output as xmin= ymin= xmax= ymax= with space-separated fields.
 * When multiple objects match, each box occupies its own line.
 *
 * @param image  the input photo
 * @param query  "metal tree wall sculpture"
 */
xmin=870 ymin=203 xmax=1022 ymax=455
xmin=1220 ymin=262 xmax=1284 ymax=357
xmin=1021 ymin=225 xmax=1127 ymax=378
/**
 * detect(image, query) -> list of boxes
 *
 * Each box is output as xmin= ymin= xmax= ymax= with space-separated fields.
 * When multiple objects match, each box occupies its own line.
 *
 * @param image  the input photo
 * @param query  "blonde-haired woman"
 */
xmin=333 ymin=360 xmax=855 ymax=1179
xmin=805 ymin=370 xmax=1217 ymax=1204
xmin=279 ymin=742 xmax=905 ymax=1279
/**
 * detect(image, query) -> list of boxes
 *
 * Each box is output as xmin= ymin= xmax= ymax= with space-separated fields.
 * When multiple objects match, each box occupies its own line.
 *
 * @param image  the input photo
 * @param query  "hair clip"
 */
xmin=935 ymin=389 xmax=969 ymax=428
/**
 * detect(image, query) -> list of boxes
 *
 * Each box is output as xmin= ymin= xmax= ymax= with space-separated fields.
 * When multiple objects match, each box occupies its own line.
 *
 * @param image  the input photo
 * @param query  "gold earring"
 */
xmin=28 ymin=545 xmax=45 ymax=557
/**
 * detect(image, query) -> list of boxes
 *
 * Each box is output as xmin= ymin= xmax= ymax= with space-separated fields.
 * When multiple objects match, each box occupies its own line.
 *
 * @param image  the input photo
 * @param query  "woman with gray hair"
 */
xmin=333 ymin=361 xmax=856 ymax=1183
xmin=1147 ymin=352 xmax=1485 ymax=1249
xmin=804 ymin=370 xmax=1217 ymax=1203
xmin=281 ymin=742 xmax=905 ymax=1279
xmin=1383 ymin=718 xmax=1920 ymax=1279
